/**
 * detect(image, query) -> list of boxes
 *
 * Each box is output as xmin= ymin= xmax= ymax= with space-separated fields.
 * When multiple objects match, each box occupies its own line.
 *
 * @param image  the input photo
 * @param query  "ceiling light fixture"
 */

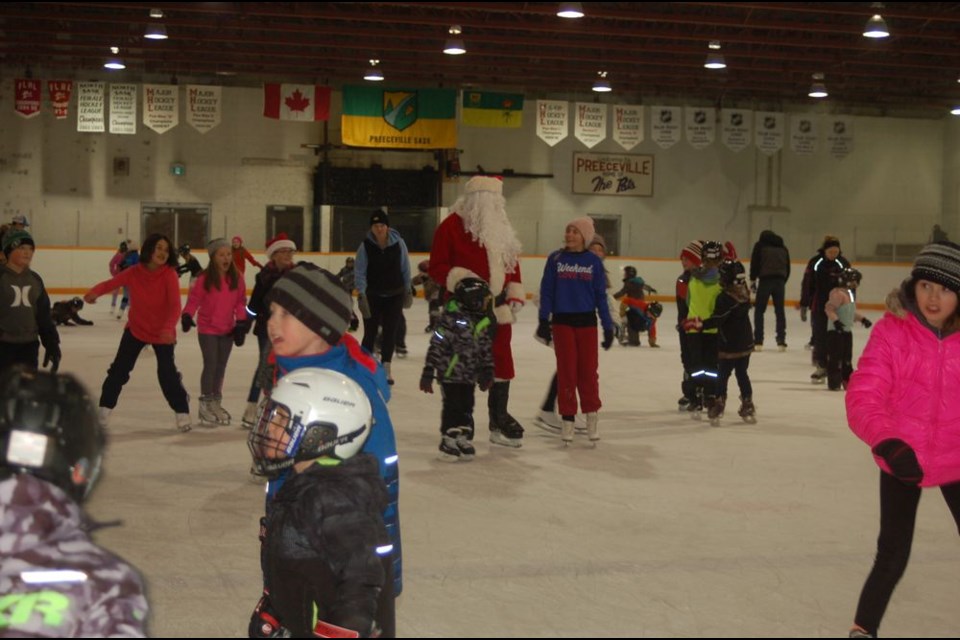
xmin=443 ymin=25 xmax=466 ymax=55
xmin=364 ymin=59 xmax=384 ymax=82
xmin=103 ymin=46 xmax=125 ymax=70
xmin=704 ymin=40 xmax=727 ymax=70
xmin=144 ymin=7 xmax=168 ymax=40
xmin=808 ymin=72 xmax=828 ymax=98
xmin=592 ymin=71 xmax=611 ymax=93
xmin=863 ymin=3 xmax=890 ymax=38
xmin=557 ymin=2 xmax=584 ymax=19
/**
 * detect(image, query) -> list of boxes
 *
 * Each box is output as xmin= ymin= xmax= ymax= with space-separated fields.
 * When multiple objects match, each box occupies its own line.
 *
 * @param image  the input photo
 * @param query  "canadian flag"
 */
xmin=263 ymin=84 xmax=331 ymax=121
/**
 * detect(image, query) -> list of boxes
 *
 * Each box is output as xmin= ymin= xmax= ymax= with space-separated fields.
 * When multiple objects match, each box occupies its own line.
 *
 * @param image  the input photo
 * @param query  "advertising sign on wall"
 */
xmin=572 ymin=152 xmax=653 ymax=197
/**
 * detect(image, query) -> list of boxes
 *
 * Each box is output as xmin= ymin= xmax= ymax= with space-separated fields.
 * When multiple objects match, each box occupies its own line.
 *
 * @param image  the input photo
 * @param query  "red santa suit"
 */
xmin=429 ymin=178 xmax=524 ymax=380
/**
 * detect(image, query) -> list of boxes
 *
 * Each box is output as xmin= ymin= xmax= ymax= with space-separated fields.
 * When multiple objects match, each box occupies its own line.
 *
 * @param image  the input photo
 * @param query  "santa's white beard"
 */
xmin=452 ymin=191 xmax=522 ymax=273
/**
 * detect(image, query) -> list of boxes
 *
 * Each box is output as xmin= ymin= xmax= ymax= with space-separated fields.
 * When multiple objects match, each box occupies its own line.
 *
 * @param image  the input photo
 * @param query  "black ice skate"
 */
xmin=708 ymin=396 xmax=725 ymax=427
xmin=688 ymin=390 xmax=704 ymax=420
xmin=810 ymin=367 xmax=827 ymax=384
xmin=738 ymin=396 xmax=757 ymax=423
xmin=488 ymin=381 xmax=523 ymax=448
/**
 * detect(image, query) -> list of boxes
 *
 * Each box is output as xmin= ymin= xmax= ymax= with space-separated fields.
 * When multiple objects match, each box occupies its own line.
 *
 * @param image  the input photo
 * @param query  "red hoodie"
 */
xmin=88 ymin=264 xmax=181 ymax=344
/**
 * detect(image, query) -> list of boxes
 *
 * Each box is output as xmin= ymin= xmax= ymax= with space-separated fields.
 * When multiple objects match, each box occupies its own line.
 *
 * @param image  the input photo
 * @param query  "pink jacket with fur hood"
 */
xmin=846 ymin=311 xmax=960 ymax=487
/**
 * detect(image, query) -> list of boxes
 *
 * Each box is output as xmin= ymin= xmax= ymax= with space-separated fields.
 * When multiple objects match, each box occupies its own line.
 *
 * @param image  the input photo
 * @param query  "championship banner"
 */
xmin=650 ymin=106 xmax=681 ymax=149
xmin=461 ymin=91 xmax=523 ymax=128
xmin=109 ymin=84 xmax=137 ymax=135
xmin=612 ymin=104 xmax=643 ymax=150
xmin=685 ymin=106 xmax=716 ymax=150
xmin=572 ymin=152 xmax=653 ymax=197
xmin=536 ymin=100 xmax=568 ymax=146
xmin=14 ymin=79 xmax=41 ymax=118
xmin=789 ymin=115 xmax=818 ymax=156
xmin=755 ymin=111 xmax=784 ymax=156
xmin=720 ymin=109 xmax=752 ymax=152
xmin=828 ymin=116 xmax=854 ymax=159
xmin=77 ymin=82 xmax=105 ymax=133
xmin=574 ymin=102 xmax=607 ymax=148
xmin=342 ymin=86 xmax=456 ymax=149
xmin=263 ymin=84 xmax=331 ymax=121
xmin=187 ymin=85 xmax=221 ymax=133
xmin=143 ymin=84 xmax=179 ymax=134
xmin=48 ymin=81 xmax=72 ymax=120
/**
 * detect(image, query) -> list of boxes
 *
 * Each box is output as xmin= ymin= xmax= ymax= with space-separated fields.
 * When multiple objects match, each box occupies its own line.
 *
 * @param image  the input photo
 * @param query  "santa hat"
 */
xmin=680 ymin=240 xmax=703 ymax=267
xmin=265 ymin=232 xmax=297 ymax=260
xmin=465 ymin=176 xmax=503 ymax=195
xmin=723 ymin=241 xmax=738 ymax=261
xmin=568 ymin=216 xmax=595 ymax=246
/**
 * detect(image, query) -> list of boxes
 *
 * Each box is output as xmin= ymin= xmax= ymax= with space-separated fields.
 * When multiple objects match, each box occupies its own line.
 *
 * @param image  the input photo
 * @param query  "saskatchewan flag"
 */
xmin=342 ymin=86 xmax=457 ymax=149
xmin=461 ymin=91 xmax=524 ymax=128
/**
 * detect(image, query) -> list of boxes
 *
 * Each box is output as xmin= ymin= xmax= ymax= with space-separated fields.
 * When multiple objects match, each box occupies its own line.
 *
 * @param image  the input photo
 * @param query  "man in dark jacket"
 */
xmin=749 ymin=230 xmax=791 ymax=351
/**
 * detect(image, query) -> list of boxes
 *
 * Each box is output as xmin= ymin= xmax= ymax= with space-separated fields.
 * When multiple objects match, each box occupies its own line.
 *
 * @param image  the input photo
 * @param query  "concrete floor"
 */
xmin=63 ymin=299 xmax=957 ymax=637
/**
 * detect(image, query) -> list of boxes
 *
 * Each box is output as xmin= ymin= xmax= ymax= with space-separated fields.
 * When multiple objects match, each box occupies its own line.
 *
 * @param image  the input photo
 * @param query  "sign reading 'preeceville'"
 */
xmin=572 ymin=152 xmax=654 ymax=197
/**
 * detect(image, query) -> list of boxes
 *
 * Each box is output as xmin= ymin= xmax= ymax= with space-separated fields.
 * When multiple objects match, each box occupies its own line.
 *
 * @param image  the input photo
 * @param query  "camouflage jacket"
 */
xmin=0 ymin=475 xmax=149 ymax=637
xmin=424 ymin=301 xmax=494 ymax=385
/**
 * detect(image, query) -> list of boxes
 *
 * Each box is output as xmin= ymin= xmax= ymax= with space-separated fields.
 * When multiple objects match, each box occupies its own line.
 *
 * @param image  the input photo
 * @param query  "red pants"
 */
xmin=552 ymin=324 xmax=601 ymax=416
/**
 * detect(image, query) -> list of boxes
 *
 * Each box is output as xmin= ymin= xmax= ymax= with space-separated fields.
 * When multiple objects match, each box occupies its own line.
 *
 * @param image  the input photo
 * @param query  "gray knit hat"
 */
xmin=266 ymin=264 xmax=352 ymax=344
xmin=207 ymin=237 xmax=231 ymax=258
xmin=912 ymin=241 xmax=960 ymax=293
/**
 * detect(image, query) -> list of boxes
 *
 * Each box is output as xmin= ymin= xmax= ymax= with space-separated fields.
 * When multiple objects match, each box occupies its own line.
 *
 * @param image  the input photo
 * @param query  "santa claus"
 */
xmin=429 ymin=176 xmax=526 ymax=447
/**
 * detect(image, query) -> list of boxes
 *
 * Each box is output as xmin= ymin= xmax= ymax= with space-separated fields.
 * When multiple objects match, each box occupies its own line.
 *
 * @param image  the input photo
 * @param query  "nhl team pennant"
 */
xmin=263 ymin=84 xmax=331 ymax=121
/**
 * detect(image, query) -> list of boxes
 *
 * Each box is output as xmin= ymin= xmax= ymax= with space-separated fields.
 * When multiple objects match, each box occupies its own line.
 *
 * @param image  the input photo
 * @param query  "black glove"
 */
xmin=419 ymin=367 xmax=434 ymax=394
xmin=833 ymin=320 xmax=844 ymax=332
xmin=750 ymin=281 xmax=758 ymax=294
xmin=181 ymin=313 xmax=195 ymax=333
xmin=42 ymin=340 xmax=61 ymax=373
xmin=872 ymin=438 xmax=923 ymax=485
xmin=861 ymin=317 xmax=873 ymax=329
xmin=357 ymin=294 xmax=371 ymax=319
xmin=478 ymin=370 xmax=494 ymax=391
xmin=602 ymin=328 xmax=614 ymax=350
xmin=535 ymin=319 xmax=552 ymax=346
xmin=800 ymin=306 xmax=808 ymax=322
xmin=233 ymin=322 xmax=248 ymax=347
xmin=249 ymin=590 xmax=288 ymax=638
xmin=648 ymin=287 xmax=658 ymax=295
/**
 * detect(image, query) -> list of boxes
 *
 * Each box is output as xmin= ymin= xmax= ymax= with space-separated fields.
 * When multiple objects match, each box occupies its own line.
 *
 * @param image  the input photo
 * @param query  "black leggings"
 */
xmin=853 ymin=471 xmax=960 ymax=636
xmin=99 ymin=328 xmax=190 ymax=413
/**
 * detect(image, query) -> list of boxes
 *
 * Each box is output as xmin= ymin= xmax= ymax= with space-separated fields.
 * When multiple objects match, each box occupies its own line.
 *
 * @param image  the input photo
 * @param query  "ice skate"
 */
xmin=198 ymin=396 xmax=221 ymax=427
xmin=455 ymin=428 xmax=476 ymax=461
xmin=534 ymin=409 xmax=562 ymax=433
xmin=777 ymin=343 xmax=787 ymax=352
xmin=488 ymin=381 xmax=523 ymax=448
xmin=688 ymin=391 xmax=704 ymax=420
xmin=738 ymin=396 xmax=757 ymax=424
xmin=241 ymin=401 xmax=259 ymax=429
xmin=560 ymin=419 xmax=574 ymax=446
xmin=395 ymin=345 xmax=408 ymax=359
xmin=212 ymin=396 xmax=231 ymax=425
xmin=383 ymin=361 xmax=394 ymax=386
xmin=98 ymin=406 xmax=112 ymax=427
xmin=586 ymin=412 xmax=599 ymax=446
xmin=648 ymin=337 xmax=659 ymax=348
xmin=848 ymin=627 xmax=873 ymax=639
xmin=437 ymin=432 xmax=462 ymax=462
xmin=810 ymin=367 xmax=827 ymax=384
xmin=754 ymin=343 xmax=763 ymax=352
xmin=175 ymin=413 xmax=193 ymax=433
xmin=678 ymin=396 xmax=692 ymax=412
xmin=708 ymin=396 xmax=725 ymax=427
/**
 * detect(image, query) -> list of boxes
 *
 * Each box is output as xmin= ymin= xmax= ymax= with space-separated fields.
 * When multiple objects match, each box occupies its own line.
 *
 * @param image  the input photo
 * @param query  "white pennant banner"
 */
xmin=755 ymin=111 xmax=784 ymax=156
xmin=650 ymin=105 xmax=681 ymax=149
xmin=574 ymin=102 xmax=607 ymax=148
xmin=187 ymin=85 xmax=221 ymax=134
xmin=536 ymin=100 xmax=568 ymax=146
xmin=143 ymin=84 xmax=179 ymax=134
xmin=77 ymin=82 xmax=105 ymax=132
xmin=789 ymin=115 xmax=818 ymax=156
xmin=612 ymin=104 xmax=644 ymax=150
xmin=720 ymin=109 xmax=752 ymax=152
xmin=827 ymin=116 xmax=855 ymax=159
xmin=109 ymin=84 xmax=137 ymax=135
xmin=684 ymin=106 xmax=716 ymax=150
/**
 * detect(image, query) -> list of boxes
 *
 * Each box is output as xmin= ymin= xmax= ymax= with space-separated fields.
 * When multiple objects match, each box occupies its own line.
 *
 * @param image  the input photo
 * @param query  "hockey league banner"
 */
xmin=790 ymin=115 xmax=818 ymax=156
xmin=721 ymin=109 xmax=752 ymax=153
xmin=650 ymin=106 xmax=681 ymax=149
xmin=77 ymin=82 xmax=105 ymax=132
xmin=612 ymin=105 xmax=644 ymax=151
xmin=574 ymin=102 xmax=607 ymax=148
xmin=109 ymin=84 xmax=137 ymax=135
xmin=143 ymin=84 xmax=179 ymax=134
xmin=536 ymin=100 xmax=568 ymax=146
xmin=48 ymin=81 xmax=72 ymax=120
xmin=828 ymin=116 xmax=854 ymax=159
xmin=187 ymin=85 xmax=221 ymax=133
xmin=14 ymin=79 xmax=41 ymax=118
xmin=685 ymin=107 xmax=716 ymax=150
xmin=263 ymin=84 xmax=331 ymax=121
xmin=754 ymin=111 xmax=784 ymax=156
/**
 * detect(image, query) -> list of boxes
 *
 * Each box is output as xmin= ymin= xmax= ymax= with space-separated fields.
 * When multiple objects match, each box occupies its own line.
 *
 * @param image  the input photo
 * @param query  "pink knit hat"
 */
xmin=232 ymin=235 xmax=243 ymax=245
xmin=567 ymin=216 xmax=595 ymax=246
xmin=680 ymin=240 xmax=703 ymax=267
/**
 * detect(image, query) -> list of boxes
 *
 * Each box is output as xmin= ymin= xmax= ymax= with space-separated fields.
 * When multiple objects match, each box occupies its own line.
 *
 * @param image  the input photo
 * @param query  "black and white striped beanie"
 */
xmin=912 ymin=241 xmax=960 ymax=293
xmin=267 ymin=264 xmax=352 ymax=344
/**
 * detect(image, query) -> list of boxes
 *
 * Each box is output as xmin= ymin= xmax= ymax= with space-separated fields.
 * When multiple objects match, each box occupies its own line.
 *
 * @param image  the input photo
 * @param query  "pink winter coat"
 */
xmin=846 ymin=311 xmax=960 ymax=487
xmin=181 ymin=272 xmax=247 ymax=336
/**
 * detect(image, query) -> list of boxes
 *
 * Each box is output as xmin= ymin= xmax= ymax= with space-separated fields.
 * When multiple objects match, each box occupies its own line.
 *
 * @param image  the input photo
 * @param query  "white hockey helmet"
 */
xmin=248 ymin=368 xmax=372 ymax=478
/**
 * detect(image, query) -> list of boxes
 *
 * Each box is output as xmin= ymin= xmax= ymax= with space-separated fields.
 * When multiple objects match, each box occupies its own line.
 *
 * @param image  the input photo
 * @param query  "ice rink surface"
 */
xmin=61 ymin=299 xmax=956 ymax=637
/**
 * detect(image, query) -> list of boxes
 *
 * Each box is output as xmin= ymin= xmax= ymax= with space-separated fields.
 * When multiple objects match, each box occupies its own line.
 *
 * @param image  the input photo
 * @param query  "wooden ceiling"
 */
xmin=3 ymin=2 xmax=960 ymax=117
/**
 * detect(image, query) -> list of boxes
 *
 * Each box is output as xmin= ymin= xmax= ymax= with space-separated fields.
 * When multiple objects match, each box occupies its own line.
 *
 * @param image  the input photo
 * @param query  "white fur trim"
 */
xmin=266 ymin=239 xmax=296 ymax=260
xmin=494 ymin=304 xmax=515 ymax=325
xmin=446 ymin=267 xmax=480 ymax=293
xmin=465 ymin=176 xmax=503 ymax=195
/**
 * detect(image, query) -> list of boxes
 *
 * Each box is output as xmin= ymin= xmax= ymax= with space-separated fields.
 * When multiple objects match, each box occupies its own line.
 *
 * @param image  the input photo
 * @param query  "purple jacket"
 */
xmin=846 ymin=311 xmax=960 ymax=487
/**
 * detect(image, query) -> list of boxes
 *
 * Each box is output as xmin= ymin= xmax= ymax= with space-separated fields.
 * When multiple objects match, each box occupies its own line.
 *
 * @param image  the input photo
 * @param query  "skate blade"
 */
xmin=437 ymin=451 xmax=461 ymax=463
xmin=489 ymin=433 xmax=523 ymax=448
xmin=533 ymin=417 xmax=562 ymax=433
xmin=742 ymin=416 xmax=757 ymax=424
